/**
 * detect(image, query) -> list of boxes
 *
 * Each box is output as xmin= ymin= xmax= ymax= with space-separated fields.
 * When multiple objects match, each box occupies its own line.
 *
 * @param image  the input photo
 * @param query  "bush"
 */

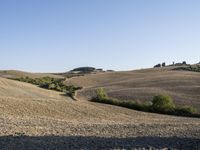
xmin=151 ymin=95 xmax=175 ymax=113
xmin=175 ymin=106 xmax=197 ymax=115
xmin=96 ymin=88 xmax=108 ymax=100
xmin=120 ymin=100 xmax=151 ymax=112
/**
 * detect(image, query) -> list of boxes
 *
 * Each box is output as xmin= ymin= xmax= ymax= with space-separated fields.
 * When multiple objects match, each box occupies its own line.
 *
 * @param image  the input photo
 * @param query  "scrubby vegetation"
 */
xmin=91 ymin=88 xmax=199 ymax=117
xmin=151 ymin=95 xmax=175 ymax=113
xmin=173 ymin=64 xmax=200 ymax=72
xmin=55 ymin=67 xmax=105 ymax=78
xmin=13 ymin=76 xmax=82 ymax=99
xmin=96 ymin=88 xmax=108 ymax=100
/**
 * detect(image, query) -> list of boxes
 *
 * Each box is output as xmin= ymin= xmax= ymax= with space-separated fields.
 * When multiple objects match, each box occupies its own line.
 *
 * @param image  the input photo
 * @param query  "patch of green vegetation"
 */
xmin=91 ymin=88 xmax=199 ymax=118
xmin=91 ymin=97 xmax=151 ymax=112
xmin=151 ymin=95 xmax=175 ymax=113
xmin=96 ymin=88 xmax=108 ymax=100
xmin=72 ymin=67 xmax=96 ymax=73
xmin=13 ymin=76 xmax=82 ymax=99
xmin=174 ymin=106 xmax=197 ymax=115
xmin=173 ymin=65 xmax=200 ymax=72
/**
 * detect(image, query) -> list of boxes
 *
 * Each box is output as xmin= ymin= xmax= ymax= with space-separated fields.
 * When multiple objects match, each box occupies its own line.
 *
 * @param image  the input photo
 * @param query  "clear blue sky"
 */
xmin=0 ymin=0 xmax=200 ymax=72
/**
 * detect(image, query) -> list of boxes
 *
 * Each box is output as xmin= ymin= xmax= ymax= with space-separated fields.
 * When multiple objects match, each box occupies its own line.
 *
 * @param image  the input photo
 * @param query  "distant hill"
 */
xmin=55 ymin=67 xmax=105 ymax=78
xmin=1 ymin=66 xmax=200 ymax=112
xmin=0 ymin=67 xmax=110 ymax=79
xmin=0 ymin=68 xmax=200 ymax=148
xmin=0 ymin=70 xmax=63 ymax=79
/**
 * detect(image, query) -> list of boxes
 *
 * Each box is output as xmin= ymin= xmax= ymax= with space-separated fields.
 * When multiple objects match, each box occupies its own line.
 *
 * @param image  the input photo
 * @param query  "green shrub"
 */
xmin=119 ymin=100 xmax=150 ymax=111
xmin=96 ymin=88 xmax=108 ymax=100
xmin=175 ymin=106 xmax=197 ymax=115
xmin=48 ymin=83 xmax=56 ymax=90
xmin=152 ymin=95 xmax=175 ymax=113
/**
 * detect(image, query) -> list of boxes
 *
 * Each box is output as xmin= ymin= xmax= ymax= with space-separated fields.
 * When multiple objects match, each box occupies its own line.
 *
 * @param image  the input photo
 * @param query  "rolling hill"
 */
xmin=0 ymin=68 xmax=200 ymax=149
xmin=65 ymin=66 xmax=200 ymax=111
xmin=0 ymin=70 xmax=63 ymax=79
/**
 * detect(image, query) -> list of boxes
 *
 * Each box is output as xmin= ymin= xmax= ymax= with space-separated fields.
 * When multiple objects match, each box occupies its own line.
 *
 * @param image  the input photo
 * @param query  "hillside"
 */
xmin=0 ymin=70 xmax=63 ymax=79
xmin=0 ymin=77 xmax=200 ymax=149
xmin=65 ymin=67 xmax=200 ymax=111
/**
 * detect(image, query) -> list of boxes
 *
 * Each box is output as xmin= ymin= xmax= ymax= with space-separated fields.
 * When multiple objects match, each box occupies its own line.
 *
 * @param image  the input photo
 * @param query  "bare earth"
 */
xmin=0 ymin=71 xmax=200 ymax=149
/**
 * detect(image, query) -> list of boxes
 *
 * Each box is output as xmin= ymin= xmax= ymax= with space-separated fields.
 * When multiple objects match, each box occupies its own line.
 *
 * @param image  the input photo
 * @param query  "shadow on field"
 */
xmin=0 ymin=136 xmax=199 ymax=150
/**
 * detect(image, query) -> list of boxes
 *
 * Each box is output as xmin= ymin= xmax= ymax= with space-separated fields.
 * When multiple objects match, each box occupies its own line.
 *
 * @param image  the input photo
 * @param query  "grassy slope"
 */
xmin=65 ymin=67 xmax=200 ymax=111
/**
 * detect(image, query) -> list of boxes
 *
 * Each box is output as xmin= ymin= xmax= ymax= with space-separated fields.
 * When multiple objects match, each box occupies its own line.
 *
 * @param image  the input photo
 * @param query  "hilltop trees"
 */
xmin=182 ymin=61 xmax=187 ymax=65
xmin=153 ymin=61 xmax=193 ymax=68
xmin=154 ymin=64 xmax=161 ymax=68
xmin=162 ymin=62 xmax=166 ymax=67
xmin=154 ymin=62 xmax=166 ymax=68
xmin=72 ymin=67 xmax=96 ymax=73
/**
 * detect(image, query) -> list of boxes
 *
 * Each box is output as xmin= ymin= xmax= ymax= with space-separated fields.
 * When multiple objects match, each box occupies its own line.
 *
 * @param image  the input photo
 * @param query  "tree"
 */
xmin=182 ymin=61 xmax=187 ymax=65
xmin=154 ymin=64 xmax=161 ymax=68
xmin=162 ymin=62 xmax=166 ymax=67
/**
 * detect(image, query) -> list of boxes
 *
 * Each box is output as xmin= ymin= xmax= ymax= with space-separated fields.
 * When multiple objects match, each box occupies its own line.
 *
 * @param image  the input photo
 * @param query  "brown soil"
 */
xmin=0 ymin=77 xmax=200 ymax=149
